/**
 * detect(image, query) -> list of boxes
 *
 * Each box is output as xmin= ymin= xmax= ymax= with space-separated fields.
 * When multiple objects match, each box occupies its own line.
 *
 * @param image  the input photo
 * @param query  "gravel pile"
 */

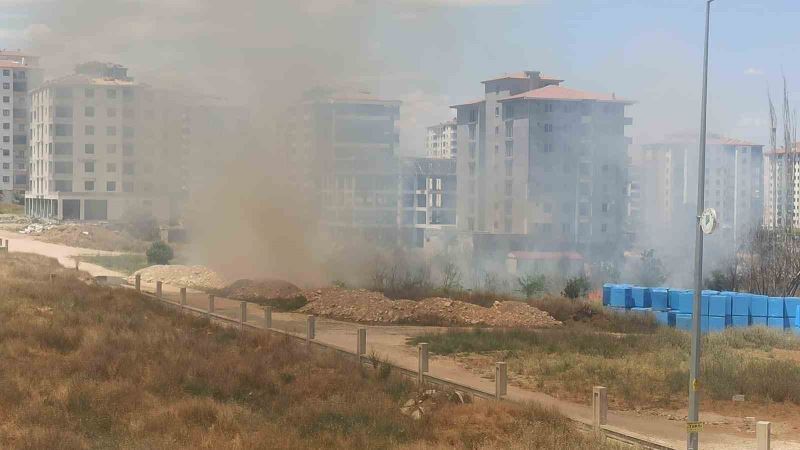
xmin=129 ymin=265 xmax=227 ymax=291
xmin=220 ymin=278 xmax=302 ymax=301
xmin=299 ymin=287 xmax=560 ymax=328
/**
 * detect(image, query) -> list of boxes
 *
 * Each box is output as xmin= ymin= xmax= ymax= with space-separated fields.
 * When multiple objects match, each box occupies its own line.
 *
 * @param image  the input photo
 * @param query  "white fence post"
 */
xmin=135 ymin=274 xmax=141 ymax=291
xmin=49 ymin=273 xmax=55 ymax=283
xmin=418 ymin=342 xmax=429 ymax=384
xmin=264 ymin=306 xmax=272 ymax=329
xmin=757 ymin=421 xmax=771 ymax=450
xmin=306 ymin=315 xmax=316 ymax=343
xmin=495 ymin=362 xmax=507 ymax=400
xmin=180 ymin=287 xmax=187 ymax=308
xmin=156 ymin=281 xmax=162 ymax=299
xmin=593 ymin=386 xmax=608 ymax=431
xmin=207 ymin=294 xmax=215 ymax=315
xmin=357 ymin=328 xmax=367 ymax=356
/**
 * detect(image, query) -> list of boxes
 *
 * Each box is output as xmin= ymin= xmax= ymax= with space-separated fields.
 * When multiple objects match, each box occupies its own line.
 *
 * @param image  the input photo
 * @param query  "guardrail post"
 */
xmin=757 ymin=421 xmax=771 ymax=450
xmin=357 ymin=328 xmax=367 ymax=356
xmin=180 ymin=288 xmax=187 ymax=308
xmin=49 ymin=273 xmax=55 ymax=283
xmin=495 ymin=362 xmax=507 ymax=400
xmin=207 ymin=294 xmax=215 ymax=316
xmin=156 ymin=281 xmax=162 ymax=299
xmin=240 ymin=301 xmax=247 ymax=328
xmin=264 ymin=306 xmax=272 ymax=329
xmin=306 ymin=315 xmax=316 ymax=343
xmin=418 ymin=342 xmax=429 ymax=384
xmin=134 ymin=274 xmax=141 ymax=291
xmin=593 ymin=386 xmax=608 ymax=431
xmin=74 ymin=259 xmax=79 ymax=270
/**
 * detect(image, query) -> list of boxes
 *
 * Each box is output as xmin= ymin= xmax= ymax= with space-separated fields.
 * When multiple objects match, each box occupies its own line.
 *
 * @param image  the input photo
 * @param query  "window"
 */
xmin=85 ymin=125 xmax=95 ymax=135
xmin=106 ymin=163 xmax=116 ymax=172
xmin=123 ymin=162 xmax=135 ymax=175
xmin=85 ymin=106 xmax=95 ymax=117
xmin=84 ymin=180 xmax=94 ymax=191
xmin=54 ymin=124 xmax=72 ymax=136
xmin=85 ymin=88 xmax=94 ymax=98
xmin=505 ymin=180 xmax=512 ymax=196
xmin=106 ymin=88 xmax=117 ymax=99
xmin=601 ymin=202 xmax=609 ymax=212
xmin=123 ymin=182 xmax=134 ymax=192
xmin=2 ymin=83 xmax=8 ymax=89
xmin=84 ymin=143 xmax=94 ymax=154
xmin=2 ymin=109 xmax=7 ymax=117
xmin=543 ymin=143 xmax=553 ymax=153
xmin=2 ymin=136 xmax=8 ymax=143
xmin=107 ymin=108 xmax=117 ymax=118
xmin=468 ymin=142 xmax=476 ymax=159
xmin=106 ymin=126 xmax=117 ymax=136
xmin=2 ymin=163 xmax=8 ymax=169
xmin=544 ymin=103 xmax=553 ymax=112
xmin=53 ymin=162 xmax=72 ymax=174
xmin=123 ymin=126 xmax=134 ymax=138
xmin=2 ymin=96 xmax=8 ymax=103
xmin=469 ymin=109 xmax=477 ymax=122
xmin=1 ymin=123 xmax=7 ymax=130
xmin=122 ymin=143 xmax=134 ymax=156
xmin=55 ymin=106 xmax=73 ymax=118
xmin=107 ymin=144 xmax=117 ymax=153
xmin=495 ymin=106 xmax=500 ymax=117
xmin=505 ymin=160 xmax=512 ymax=177
xmin=544 ymin=123 xmax=553 ymax=132
xmin=2 ymin=70 xmax=8 ymax=76
xmin=84 ymin=161 xmax=94 ymax=173
xmin=106 ymin=181 xmax=116 ymax=192
xmin=505 ymin=121 xmax=513 ymax=138
xmin=505 ymin=141 xmax=513 ymax=157
xmin=2 ymin=176 xmax=8 ymax=183
xmin=495 ymin=126 xmax=499 ymax=135
xmin=54 ymin=180 xmax=72 ymax=192
xmin=601 ymin=223 xmax=607 ymax=232
xmin=54 ymin=143 xmax=72 ymax=155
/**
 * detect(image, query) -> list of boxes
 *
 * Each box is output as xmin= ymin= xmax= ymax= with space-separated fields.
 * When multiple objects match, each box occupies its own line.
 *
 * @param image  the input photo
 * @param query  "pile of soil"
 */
xmin=129 ymin=265 xmax=227 ymax=291
xmin=34 ymin=223 xmax=148 ymax=252
xmin=299 ymin=287 xmax=560 ymax=328
xmin=219 ymin=278 xmax=302 ymax=301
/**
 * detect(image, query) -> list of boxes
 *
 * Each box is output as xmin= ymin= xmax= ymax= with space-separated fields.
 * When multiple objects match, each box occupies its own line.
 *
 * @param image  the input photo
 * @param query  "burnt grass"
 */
xmin=0 ymin=252 xmax=618 ymax=450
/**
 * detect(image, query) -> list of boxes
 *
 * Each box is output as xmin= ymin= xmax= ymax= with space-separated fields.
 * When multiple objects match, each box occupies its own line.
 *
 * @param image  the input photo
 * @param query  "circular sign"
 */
xmin=700 ymin=208 xmax=718 ymax=235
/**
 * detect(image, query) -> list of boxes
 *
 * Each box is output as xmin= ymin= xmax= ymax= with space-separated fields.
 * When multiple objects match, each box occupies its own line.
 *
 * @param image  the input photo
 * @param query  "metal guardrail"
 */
xmin=138 ymin=286 xmax=674 ymax=450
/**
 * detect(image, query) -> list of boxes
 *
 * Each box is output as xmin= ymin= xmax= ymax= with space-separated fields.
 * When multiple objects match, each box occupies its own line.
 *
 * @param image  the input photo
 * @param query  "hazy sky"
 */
xmin=2 ymin=0 xmax=800 ymax=155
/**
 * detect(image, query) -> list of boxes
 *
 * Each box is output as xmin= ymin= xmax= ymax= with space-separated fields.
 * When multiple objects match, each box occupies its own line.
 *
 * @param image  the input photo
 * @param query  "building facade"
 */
xmin=637 ymin=134 xmax=764 ymax=244
xmin=451 ymin=71 xmax=632 ymax=262
xmin=425 ymin=119 xmax=457 ymax=159
xmin=400 ymin=157 xmax=457 ymax=248
xmin=0 ymin=50 xmax=42 ymax=202
xmin=764 ymin=145 xmax=800 ymax=229
xmin=26 ymin=62 xmax=175 ymax=221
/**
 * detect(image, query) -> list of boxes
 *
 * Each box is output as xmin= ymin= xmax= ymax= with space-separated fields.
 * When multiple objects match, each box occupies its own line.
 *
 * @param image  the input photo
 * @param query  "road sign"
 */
xmin=686 ymin=421 xmax=704 ymax=433
xmin=700 ymin=208 xmax=718 ymax=235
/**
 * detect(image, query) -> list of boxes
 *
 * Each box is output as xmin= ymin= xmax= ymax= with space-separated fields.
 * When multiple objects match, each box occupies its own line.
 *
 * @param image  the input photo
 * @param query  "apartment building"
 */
xmin=764 ymin=144 xmax=800 ymax=229
xmin=638 ymin=134 xmax=764 ymax=244
xmin=400 ymin=156 xmax=457 ymax=248
xmin=425 ymin=119 xmax=457 ymax=158
xmin=26 ymin=62 xmax=176 ymax=221
xmin=0 ymin=50 xmax=42 ymax=202
xmin=451 ymin=71 xmax=632 ymax=262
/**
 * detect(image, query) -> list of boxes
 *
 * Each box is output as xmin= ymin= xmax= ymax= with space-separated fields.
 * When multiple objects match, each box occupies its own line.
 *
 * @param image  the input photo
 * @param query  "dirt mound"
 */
xmin=30 ymin=223 xmax=148 ymax=252
xmin=300 ymin=287 xmax=560 ymax=328
xmin=220 ymin=278 xmax=302 ymax=301
xmin=129 ymin=265 xmax=227 ymax=291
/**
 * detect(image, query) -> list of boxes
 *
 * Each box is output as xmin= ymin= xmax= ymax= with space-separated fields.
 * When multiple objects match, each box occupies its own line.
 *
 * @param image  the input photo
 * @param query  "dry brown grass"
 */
xmin=0 ymin=252 xmax=617 ymax=450
xmin=38 ymin=224 xmax=149 ymax=252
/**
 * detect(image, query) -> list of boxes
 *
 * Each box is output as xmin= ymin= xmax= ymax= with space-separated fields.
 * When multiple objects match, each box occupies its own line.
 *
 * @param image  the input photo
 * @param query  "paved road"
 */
xmin=3 ymin=230 xmax=799 ymax=450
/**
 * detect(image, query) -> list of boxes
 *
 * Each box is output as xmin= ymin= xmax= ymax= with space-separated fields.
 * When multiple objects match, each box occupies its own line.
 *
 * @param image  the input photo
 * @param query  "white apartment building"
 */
xmin=26 ymin=62 xmax=176 ymax=221
xmin=425 ymin=119 xmax=457 ymax=158
xmin=0 ymin=50 xmax=42 ymax=202
xmin=764 ymin=145 xmax=800 ymax=229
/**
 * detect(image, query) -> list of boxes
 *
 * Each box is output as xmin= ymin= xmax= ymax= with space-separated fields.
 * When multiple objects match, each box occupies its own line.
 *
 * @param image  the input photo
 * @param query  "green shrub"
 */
xmin=562 ymin=275 xmax=591 ymax=299
xmin=517 ymin=274 xmax=546 ymax=299
xmin=146 ymin=241 xmax=174 ymax=265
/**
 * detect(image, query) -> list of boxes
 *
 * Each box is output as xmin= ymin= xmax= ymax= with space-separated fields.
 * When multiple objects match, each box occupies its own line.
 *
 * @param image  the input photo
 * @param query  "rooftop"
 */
xmin=499 ymin=84 xmax=632 ymax=104
xmin=39 ymin=73 xmax=138 ymax=89
xmin=659 ymin=133 xmax=761 ymax=147
xmin=481 ymin=71 xmax=564 ymax=83
xmin=449 ymin=98 xmax=486 ymax=108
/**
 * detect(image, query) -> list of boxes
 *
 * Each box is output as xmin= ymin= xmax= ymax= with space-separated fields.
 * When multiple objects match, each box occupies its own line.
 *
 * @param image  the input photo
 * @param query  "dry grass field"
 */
xmin=0 ymin=253 xmax=620 ymax=450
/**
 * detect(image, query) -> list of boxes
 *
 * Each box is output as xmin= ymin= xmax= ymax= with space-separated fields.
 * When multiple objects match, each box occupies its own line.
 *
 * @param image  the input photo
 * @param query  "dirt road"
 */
xmin=4 ymin=230 xmax=799 ymax=449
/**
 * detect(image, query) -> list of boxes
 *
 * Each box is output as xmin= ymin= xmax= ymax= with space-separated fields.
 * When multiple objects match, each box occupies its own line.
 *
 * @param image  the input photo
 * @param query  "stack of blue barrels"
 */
xmin=602 ymin=284 xmax=800 ymax=334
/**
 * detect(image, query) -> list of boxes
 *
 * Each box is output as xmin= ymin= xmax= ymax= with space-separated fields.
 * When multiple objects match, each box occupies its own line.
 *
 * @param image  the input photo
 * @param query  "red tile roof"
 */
xmin=481 ymin=71 xmax=564 ymax=83
xmin=507 ymin=251 xmax=584 ymax=261
xmin=499 ymin=84 xmax=632 ymax=104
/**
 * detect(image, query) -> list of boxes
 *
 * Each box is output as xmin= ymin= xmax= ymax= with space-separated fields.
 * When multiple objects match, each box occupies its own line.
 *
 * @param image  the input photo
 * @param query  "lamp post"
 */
xmin=688 ymin=1 xmax=714 ymax=449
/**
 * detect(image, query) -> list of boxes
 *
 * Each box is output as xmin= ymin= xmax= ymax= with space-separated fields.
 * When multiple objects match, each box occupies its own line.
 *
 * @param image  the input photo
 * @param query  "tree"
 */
xmin=562 ymin=275 xmax=591 ymax=299
xmin=637 ymin=249 xmax=667 ymax=287
xmin=517 ymin=274 xmax=546 ymax=299
xmin=146 ymin=241 xmax=174 ymax=265
xmin=440 ymin=261 xmax=462 ymax=293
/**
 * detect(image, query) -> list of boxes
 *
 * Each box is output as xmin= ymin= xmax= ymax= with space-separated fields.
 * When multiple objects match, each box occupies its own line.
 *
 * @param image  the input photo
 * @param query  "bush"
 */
xmin=121 ymin=208 xmax=160 ymax=241
xmin=146 ymin=241 xmax=174 ymax=265
xmin=517 ymin=274 xmax=546 ymax=299
xmin=562 ymin=275 xmax=591 ymax=299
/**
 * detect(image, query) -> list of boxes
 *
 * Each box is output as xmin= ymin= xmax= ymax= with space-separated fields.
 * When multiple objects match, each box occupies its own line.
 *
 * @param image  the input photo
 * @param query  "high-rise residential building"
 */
xmin=637 ymin=134 xmax=764 ymax=245
xmin=400 ymin=156 xmax=457 ymax=248
xmin=425 ymin=119 xmax=457 ymax=159
xmin=26 ymin=62 xmax=181 ymax=221
xmin=764 ymin=144 xmax=800 ymax=229
xmin=451 ymin=71 xmax=633 ymax=262
xmin=0 ymin=50 xmax=42 ymax=202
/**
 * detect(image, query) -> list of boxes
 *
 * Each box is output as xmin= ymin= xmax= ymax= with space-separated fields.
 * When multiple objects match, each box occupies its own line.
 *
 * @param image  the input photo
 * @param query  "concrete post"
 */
xmin=180 ymin=288 xmax=187 ymax=308
xmin=134 ymin=274 xmax=141 ymax=291
xmin=74 ymin=259 xmax=79 ymax=270
xmin=264 ymin=306 xmax=272 ymax=329
xmin=757 ymin=421 xmax=771 ymax=450
xmin=240 ymin=301 xmax=247 ymax=327
xmin=593 ymin=386 xmax=608 ymax=431
xmin=306 ymin=315 xmax=316 ymax=342
xmin=49 ymin=273 xmax=55 ymax=283
xmin=357 ymin=328 xmax=367 ymax=356
xmin=207 ymin=294 xmax=215 ymax=315
xmin=495 ymin=362 xmax=507 ymax=400
xmin=418 ymin=342 xmax=429 ymax=384
xmin=156 ymin=281 xmax=162 ymax=299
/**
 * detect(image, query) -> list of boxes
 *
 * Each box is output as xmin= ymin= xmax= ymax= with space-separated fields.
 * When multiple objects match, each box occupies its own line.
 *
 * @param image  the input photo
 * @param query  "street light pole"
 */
xmin=688 ymin=1 xmax=714 ymax=449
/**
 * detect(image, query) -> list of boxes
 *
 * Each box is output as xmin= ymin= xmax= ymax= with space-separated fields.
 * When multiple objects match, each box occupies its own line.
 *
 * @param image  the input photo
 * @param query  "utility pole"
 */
xmin=688 ymin=1 xmax=713 ymax=449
